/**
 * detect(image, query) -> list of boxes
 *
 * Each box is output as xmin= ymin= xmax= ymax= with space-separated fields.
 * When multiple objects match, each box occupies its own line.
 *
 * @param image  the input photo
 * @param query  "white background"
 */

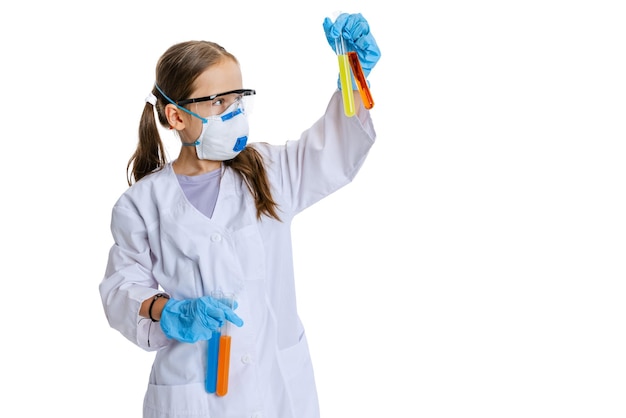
xmin=1 ymin=0 xmax=625 ymax=417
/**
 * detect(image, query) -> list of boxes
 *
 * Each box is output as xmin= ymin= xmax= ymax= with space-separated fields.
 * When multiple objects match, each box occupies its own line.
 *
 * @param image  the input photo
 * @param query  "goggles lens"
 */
xmin=180 ymin=89 xmax=256 ymax=118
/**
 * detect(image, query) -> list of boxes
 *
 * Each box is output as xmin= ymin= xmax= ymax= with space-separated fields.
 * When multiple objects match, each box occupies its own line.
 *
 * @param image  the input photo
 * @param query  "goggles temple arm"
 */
xmin=154 ymin=84 xmax=207 ymax=123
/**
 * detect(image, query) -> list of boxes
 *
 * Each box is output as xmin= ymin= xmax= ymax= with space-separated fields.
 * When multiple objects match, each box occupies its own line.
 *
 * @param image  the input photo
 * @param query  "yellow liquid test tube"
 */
xmin=335 ymin=34 xmax=356 ymax=117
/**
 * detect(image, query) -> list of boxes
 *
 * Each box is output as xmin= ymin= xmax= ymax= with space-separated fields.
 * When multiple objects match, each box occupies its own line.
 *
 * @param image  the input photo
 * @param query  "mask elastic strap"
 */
xmin=154 ymin=83 xmax=208 ymax=123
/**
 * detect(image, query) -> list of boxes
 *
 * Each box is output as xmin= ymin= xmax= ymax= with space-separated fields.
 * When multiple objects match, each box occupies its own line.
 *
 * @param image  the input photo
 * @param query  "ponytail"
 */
xmin=127 ymin=101 xmax=168 ymax=186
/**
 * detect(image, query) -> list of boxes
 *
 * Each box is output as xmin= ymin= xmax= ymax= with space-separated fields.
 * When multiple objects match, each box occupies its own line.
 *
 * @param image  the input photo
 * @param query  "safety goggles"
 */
xmin=177 ymin=89 xmax=256 ymax=117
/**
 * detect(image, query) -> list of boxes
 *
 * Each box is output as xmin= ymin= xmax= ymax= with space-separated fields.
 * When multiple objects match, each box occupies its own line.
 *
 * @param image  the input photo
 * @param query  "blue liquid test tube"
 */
xmin=205 ymin=330 xmax=221 ymax=393
xmin=205 ymin=290 xmax=224 ymax=393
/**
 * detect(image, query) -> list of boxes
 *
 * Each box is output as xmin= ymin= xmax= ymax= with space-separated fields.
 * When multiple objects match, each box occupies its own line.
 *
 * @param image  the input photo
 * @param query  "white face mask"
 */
xmin=185 ymin=102 xmax=249 ymax=161
xmin=152 ymin=84 xmax=254 ymax=161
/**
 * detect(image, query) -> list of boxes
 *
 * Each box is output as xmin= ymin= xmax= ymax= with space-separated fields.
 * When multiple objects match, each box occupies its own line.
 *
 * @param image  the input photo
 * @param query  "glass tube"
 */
xmin=348 ymin=51 xmax=374 ymax=109
xmin=216 ymin=294 xmax=234 ymax=397
xmin=205 ymin=330 xmax=220 ymax=393
xmin=335 ymin=33 xmax=356 ymax=117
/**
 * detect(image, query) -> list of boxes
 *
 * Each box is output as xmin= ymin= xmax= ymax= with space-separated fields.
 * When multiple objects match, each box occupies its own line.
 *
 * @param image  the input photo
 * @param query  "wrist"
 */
xmin=148 ymin=293 xmax=170 ymax=322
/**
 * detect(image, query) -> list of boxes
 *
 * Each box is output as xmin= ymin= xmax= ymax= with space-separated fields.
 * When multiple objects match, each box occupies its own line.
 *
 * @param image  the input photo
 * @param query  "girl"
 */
xmin=100 ymin=13 xmax=380 ymax=418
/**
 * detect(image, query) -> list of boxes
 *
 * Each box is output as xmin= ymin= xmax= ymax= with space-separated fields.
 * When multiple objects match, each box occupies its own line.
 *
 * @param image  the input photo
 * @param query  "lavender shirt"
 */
xmin=176 ymin=168 xmax=221 ymax=219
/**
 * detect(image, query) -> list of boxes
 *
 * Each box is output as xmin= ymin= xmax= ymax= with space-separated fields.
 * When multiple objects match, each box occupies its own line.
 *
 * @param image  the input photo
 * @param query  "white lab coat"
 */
xmin=100 ymin=91 xmax=376 ymax=418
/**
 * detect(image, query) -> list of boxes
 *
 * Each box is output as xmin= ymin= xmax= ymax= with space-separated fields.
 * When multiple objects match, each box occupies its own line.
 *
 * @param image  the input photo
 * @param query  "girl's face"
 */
xmin=181 ymin=58 xmax=243 ymax=141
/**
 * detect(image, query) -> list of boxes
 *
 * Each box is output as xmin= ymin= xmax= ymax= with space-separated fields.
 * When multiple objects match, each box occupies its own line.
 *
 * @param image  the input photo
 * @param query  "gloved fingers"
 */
xmin=178 ymin=325 xmax=214 ymax=343
xmin=214 ymin=297 xmax=244 ymax=327
xmin=325 ymin=13 xmax=369 ymax=44
xmin=215 ymin=298 xmax=238 ymax=310
xmin=159 ymin=297 xmax=227 ymax=343
xmin=323 ymin=13 xmax=356 ymax=51
xmin=324 ymin=13 xmax=380 ymax=76
xmin=198 ymin=313 xmax=223 ymax=331
xmin=198 ymin=297 xmax=226 ymax=325
xmin=340 ymin=13 xmax=370 ymax=44
xmin=159 ymin=315 xmax=209 ymax=343
xmin=342 ymin=15 xmax=379 ymax=64
xmin=323 ymin=17 xmax=341 ymax=53
xmin=323 ymin=17 xmax=337 ymax=53
xmin=352 ymin=33 xmax=379 ymax=57
xmin=330 ymin=13 xmax=350 ymax=38
xmin=223 ymin=309 xmax=244 ymax=327
xmin=199 ymin=296 xmax=226 ymax=312
xmin=200 ymin=296 xmax=244 ymax=327
xmin=354 ymin=38 xmax=380 ymax=77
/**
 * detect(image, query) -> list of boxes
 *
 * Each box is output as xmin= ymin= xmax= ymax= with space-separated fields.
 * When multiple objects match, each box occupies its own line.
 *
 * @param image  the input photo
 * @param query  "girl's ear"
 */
xmin=165 ymin=103 xmax=187 ymax=131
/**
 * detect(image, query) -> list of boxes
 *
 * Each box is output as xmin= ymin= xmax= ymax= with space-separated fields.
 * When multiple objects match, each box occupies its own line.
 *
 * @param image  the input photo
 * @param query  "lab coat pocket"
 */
xmin=143 ymin=382 xmax=210 ymax=418
xmin=277 ymin=333 xmax=320 ymax=418
xmin=232 ymin=225 xmax=266 ymax=282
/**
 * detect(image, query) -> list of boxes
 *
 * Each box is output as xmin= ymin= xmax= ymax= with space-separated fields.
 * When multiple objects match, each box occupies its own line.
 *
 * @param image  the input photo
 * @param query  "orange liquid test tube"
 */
xmin=215 ymin=334 xmax=232 ymax=396
xmin=348 ymin=51 xmax=374 ymax=109
xmin=215 ymin=293 xmax=235 ymax=397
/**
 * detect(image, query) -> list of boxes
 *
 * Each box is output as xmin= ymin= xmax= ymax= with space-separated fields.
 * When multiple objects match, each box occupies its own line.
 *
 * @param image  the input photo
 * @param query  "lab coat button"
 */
xmin=210 ymin=233 xmax=222 ymax=242
xmin=251 ymin=413 xmax=263 ymax=418
xmin=241 ymin=354 xmax=251 ymax=364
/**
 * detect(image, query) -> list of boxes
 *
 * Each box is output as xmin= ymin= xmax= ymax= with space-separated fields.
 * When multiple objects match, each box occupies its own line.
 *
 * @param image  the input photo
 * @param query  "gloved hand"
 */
xmin=323 ymin=13 xmax=381 ymax=88
xmin=160 ymin=296 xmax=244 ymax=343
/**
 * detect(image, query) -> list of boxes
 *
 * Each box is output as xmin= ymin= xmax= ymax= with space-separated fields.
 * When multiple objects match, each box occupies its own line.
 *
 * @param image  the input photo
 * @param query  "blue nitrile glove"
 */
xmin=160 ymin=296 xmax=244 ymax=343
xmin=323 ymin=13 xmax=381 ymax=89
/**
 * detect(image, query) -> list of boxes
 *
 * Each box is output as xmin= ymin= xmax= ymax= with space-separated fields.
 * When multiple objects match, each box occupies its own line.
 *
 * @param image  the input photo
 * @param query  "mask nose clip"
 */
xmin=221 ymin=107 xmax=243 ymax=121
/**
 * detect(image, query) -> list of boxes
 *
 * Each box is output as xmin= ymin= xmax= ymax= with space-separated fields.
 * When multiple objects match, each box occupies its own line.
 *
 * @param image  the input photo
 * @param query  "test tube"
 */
xmin=216 ymin=294 xmax=234 ymax=397
xmin=335 ymin=33 xmax=356 ymax=117
xmin=205 ymin=291 xmax=222 ymax=393
xmin=205 ymin=329 xmax=220 ymax=393
xmin=348 ymin=51 xmax=374 ymax=109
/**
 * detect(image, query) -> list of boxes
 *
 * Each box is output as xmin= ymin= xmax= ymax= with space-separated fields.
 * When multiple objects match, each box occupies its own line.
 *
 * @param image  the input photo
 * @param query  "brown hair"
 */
xmin=127 ymin=40 xmax=280 ymax=221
